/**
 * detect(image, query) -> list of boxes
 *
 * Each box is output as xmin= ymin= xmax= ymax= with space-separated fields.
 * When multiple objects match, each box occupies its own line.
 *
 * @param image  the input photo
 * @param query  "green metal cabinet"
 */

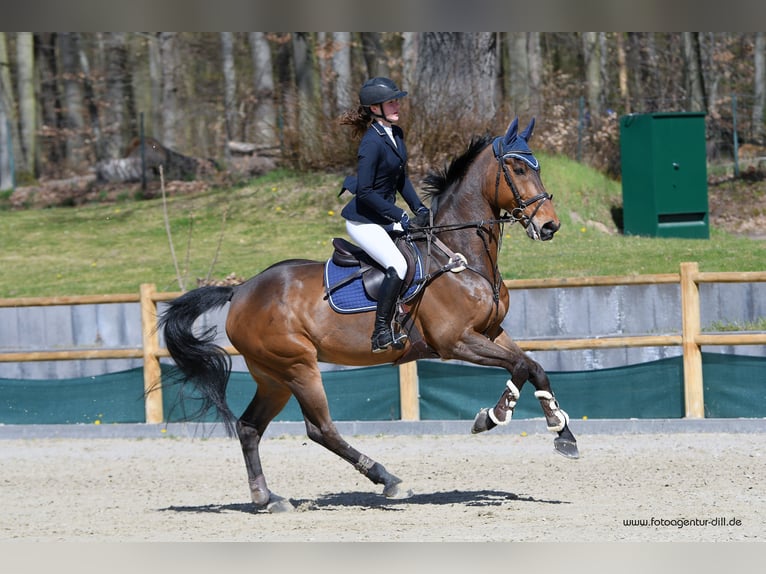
xmin=620 ymin=112 xmax=709 ymax=238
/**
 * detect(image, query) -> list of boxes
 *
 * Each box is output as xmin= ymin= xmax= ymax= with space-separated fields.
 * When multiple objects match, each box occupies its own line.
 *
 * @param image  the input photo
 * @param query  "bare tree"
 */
xmin=527 ymin=32 xmax=543 ymax=117
xmin=248 ymin=32 xmax=278 ymax=149
xmin=59 ymin=32 xmax=87 ymax=168
xmin=101 ymin=33 xmax=131 ymax=159
xmin=37 ymin=33 xmax=65 ymax=167
xmin=360 ymin=33 xmax=389 ymax=78
xmin=401 ymin=32 xmax=418 ymax=92
xmin=331 ymin=32 xmax=353 ymax=113
xmin=292 ymin=32 xmax=321 ymax=163
xmin=615 ymin=33 xmax=630 ymax=112
xmin=507 ymin=32 xmax=531 ymax=116
xmin=158 ymin=32 xmax=179 ymax=149
xmin=754 ymin=32 xmax=765 ymax=143
xmin=221 ymin=32 xmax=237 ymax=150
xmin=16 ymin=32 xmax=37 ymax=178
xmin=0 ymin=94 xmax=11 ymax=190
xmin=683 ymin=32 xmax=706 ymax=112
xmin=0 ymin=33 xmax=21 ymax=169
xmin=582 ymin=32 xmax=603 ymax=119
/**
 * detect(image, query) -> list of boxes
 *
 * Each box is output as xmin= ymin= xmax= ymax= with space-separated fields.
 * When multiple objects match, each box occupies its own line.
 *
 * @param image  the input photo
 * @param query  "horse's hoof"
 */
xmin=471 ymin=408 xmax=495 ymax=434
xmin=266 ymin=494 xmax=295 ymax=513
xmin=383 ymin=480 xmax=414 ymax=500
xmin=554 ymin=437 xmax=580 ymax=459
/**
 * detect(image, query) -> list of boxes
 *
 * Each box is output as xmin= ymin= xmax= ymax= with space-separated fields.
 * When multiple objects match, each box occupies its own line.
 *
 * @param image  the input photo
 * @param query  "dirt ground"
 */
xmin=0 ymin=429 xmax=763 ymax=542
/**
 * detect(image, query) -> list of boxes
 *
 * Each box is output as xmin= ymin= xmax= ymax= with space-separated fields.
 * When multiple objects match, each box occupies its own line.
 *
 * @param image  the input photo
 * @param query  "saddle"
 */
xmin=330 ymin=236 xmax=419 ymax=300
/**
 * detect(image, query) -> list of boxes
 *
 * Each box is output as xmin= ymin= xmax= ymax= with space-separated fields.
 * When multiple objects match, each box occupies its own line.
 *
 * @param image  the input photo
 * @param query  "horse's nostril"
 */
xmin=540 ymin=221 xmax=560 ymax=240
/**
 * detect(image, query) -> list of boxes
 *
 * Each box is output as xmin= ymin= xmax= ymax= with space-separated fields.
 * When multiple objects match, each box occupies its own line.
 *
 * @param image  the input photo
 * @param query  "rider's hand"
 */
xmin=399 ymin=212 xmax=411 ymax=231
xmin=414 ymin=206 xmax=431 ymax=228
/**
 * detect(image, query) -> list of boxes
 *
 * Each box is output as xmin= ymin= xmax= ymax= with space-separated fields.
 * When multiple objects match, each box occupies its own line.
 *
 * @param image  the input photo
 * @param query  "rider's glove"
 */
xmin=414 ymin=206 xmax=431 ymax=228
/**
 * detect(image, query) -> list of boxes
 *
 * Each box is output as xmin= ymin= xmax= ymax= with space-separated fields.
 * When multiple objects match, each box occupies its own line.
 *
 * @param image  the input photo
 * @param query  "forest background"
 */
xmin=1 ymin=31 xmax=765 ymax=190
xmin=0 ymin=32 xmax=765 ymax=299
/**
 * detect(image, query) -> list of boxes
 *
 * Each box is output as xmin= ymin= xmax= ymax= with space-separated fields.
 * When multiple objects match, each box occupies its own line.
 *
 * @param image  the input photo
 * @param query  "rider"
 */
xmin=340 ymin=77 xmax=430 ymax=353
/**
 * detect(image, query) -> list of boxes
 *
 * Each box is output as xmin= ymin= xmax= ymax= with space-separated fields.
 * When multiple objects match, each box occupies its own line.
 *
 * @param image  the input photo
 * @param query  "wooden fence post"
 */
xmin=680 ymin=262 xmax=704 ymax=418
xmin=140 ymin=283 xmax=164 ymax=424
xmin=398 ymin=361 xmax=420 ymax=421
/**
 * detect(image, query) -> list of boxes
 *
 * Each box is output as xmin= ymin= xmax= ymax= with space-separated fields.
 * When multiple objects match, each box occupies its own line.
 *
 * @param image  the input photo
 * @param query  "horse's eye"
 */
xmin=513 ymin=166 xmax=525 ymax=176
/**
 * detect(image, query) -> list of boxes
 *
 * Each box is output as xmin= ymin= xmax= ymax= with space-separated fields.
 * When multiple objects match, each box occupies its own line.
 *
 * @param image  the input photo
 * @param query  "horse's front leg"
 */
xmin=449 ymin=330 xmax=579 ymax=459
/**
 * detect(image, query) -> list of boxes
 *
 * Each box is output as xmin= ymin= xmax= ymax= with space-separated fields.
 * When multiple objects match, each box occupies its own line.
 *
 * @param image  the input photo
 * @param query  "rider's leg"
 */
xmin=345 ymin=221 xmax=408 ymax=352
xmin=371 ymin=267 xmax=404 ymax=352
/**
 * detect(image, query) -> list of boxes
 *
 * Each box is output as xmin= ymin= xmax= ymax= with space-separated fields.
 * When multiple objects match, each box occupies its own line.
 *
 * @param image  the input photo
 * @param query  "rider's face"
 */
xmin=373 ymin=99 xmax=401 ymax=124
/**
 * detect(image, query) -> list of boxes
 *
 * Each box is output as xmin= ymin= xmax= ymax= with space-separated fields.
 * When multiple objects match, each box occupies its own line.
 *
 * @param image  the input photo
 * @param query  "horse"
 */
xmin=159 ymin=117 xmax=579 ymax=513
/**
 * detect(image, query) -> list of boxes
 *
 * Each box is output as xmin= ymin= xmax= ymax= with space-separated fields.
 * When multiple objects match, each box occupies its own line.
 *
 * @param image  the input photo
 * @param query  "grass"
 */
xmin=0 ymin=158 xmax=764 ymax=299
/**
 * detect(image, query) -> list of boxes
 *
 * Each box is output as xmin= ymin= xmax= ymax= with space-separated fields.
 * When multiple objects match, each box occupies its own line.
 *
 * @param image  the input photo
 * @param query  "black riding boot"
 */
xmin=371 ymin=267 xmax=407 ymax=353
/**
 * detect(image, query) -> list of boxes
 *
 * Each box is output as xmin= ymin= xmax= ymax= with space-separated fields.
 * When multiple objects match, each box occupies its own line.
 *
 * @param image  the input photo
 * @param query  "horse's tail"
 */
xmin=158 ymin=285 xmax=238 ymax=435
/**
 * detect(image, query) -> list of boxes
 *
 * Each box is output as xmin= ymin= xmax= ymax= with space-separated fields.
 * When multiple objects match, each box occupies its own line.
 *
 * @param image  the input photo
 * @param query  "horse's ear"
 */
xmin=520 ymin=117 xmax=536 ymax=141
xmin=504 ymin=117 xmax=519 ymax=144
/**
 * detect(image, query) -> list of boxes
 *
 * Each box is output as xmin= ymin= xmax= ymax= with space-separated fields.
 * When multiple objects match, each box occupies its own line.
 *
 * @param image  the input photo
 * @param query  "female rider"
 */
xmin=340 ymin=77 xmax=430 ymax=353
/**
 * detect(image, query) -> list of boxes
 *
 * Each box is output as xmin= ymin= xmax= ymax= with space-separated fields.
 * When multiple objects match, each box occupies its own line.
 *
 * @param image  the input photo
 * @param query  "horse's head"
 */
xmin=490 ymin=117 xmax=560 ymax=241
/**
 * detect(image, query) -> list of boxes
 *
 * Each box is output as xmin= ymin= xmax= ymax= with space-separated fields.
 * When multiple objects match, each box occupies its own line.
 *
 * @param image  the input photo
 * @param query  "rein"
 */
xmin=408 ymin=217 xmax=508 ymax=331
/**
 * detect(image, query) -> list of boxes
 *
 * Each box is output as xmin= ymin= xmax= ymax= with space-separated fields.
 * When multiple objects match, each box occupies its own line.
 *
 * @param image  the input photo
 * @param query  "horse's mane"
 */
xmin=421 ymin=134 xmax=493 ymax=207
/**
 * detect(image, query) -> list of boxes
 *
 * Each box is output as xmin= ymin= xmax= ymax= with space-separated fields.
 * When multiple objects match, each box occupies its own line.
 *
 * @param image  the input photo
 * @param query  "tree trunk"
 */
xmin=412 ymin=33 xmax=498 ymax=161
xmin=103 ymin=32 xmax=132 ymax=159
xmin=148 ymin=34 xmax=162 ymax=140
xmin=59 ymin=32 xmax=88 ymax=169
xmin=401 ymin=32 xmax=418 ymax=91
xmin=360 ymin=33 xmax=388 ymax=78
xmin=158 ymin=32 xmax=179 ymax=149
xmin=221 ymin=32 xmax=237 ymax=150
xmin=415 ymin=33 xmax=497 ymax=119
xmin=615 ymin=33 xmax=630 ymax=112
xmin=37 ymin=33 xmax=65 ymax=169
xmin=331 ymin=32 xmax=353 ymax=113
xmin=582 ymin=32 xmax=602 ymax=120
xmin=77 ymin=37 xmax=105 ymax=160
xmin=527 ymin=32 xmax=543 ymax=117
xmin=646 ymin=34 xmax=662 ymax=108
xmin=0 ymin=33 xmax=23 ymax=179
xmin=292 ymin=32 xmax=320 ymax=165
xmin=507 ymin=32 xmax=531 ymax=116
xmin=626 ymin=33 xmax=644 ymax=110
xmin=699 ymin=33 xmax=719 ymax=121
xmin=0 ymin=94 xmax=11 ymax=190
xmin=753 ymin=32 xmax=765 ymax=143
xmin=248 ymin=32 xmax=278 ymax=149
xmin=16 ymin=32 xmax=37 ymax=178
xmin=683 ymin=32 xmax=706 ymax=112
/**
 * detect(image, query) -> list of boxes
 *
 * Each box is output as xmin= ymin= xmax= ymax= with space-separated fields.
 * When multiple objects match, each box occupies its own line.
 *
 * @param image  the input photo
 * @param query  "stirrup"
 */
xmin=371 ymin=327 xmax=407 ymax=353
xmin=372 ymin=332 xmax=393 ymax=353
xmin=391 ymin=329 xmax=408 ymax=350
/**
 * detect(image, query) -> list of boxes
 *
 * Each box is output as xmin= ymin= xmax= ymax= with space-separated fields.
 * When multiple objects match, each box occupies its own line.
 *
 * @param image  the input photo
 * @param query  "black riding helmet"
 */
xmin=359 ymin=77 xmax=407 ymax=122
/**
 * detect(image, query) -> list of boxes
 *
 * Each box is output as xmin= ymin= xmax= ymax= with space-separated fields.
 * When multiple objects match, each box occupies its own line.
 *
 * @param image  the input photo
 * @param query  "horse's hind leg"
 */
xmin=301 ymin=417 xmax=412 ymax=500
xmin=236 ymin=375 xmax=296 ymax=512
xmin=291 ymin=365 xmax=413 ymax=500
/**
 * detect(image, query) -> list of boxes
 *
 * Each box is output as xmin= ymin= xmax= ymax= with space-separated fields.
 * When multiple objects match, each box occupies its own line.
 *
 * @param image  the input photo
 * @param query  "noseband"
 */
xmin=492 ymin=138 xmax=552 ymax=226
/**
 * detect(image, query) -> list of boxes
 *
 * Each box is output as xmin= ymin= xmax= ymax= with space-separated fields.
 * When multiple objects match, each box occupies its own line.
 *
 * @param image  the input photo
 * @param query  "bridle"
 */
xmin=491 ymin=136 xmax=552 ymax=230
xmin=407 ymin=138 xmax=553 ymax=332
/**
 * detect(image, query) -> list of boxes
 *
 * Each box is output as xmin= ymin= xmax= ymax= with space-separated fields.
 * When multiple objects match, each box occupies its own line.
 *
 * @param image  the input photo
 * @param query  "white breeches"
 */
xmin=345 ymin=220 xmax=407 ymax=280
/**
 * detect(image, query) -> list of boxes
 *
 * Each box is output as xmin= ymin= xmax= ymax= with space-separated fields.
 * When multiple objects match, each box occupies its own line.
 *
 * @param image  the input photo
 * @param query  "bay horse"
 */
xmin=159 ymin=117 xmax=578 ymax=512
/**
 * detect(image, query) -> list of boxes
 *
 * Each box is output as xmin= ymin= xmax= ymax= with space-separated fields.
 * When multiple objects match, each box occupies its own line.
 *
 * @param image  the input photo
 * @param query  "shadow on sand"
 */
xmin=159 ymin=489 xmax=569 ymax=514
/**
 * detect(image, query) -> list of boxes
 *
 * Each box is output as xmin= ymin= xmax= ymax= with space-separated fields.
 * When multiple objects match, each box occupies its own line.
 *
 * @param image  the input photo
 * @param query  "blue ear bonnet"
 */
xmin=492 ymin=117 xmax=539 ymax=171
